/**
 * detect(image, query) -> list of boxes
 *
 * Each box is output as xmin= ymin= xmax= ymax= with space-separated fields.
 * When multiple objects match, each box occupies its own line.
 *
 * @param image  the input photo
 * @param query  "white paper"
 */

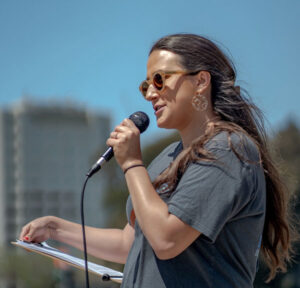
xmin=15 ymin=240 xmax=123 ymax=279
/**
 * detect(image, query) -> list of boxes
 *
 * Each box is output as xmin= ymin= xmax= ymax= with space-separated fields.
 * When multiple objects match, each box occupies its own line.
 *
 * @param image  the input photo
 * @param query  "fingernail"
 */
xmin=24 ymin=236 xmax=29 ymax=241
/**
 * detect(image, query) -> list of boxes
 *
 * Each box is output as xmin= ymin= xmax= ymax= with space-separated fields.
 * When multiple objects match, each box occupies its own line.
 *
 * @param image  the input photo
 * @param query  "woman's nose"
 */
xmin=145 ymin=84 xmax=160 ymax=101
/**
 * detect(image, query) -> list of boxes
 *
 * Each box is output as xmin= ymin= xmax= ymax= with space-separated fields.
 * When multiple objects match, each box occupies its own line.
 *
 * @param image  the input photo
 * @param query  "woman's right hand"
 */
xmin=19 ymin=216 xmax=58 ymax=243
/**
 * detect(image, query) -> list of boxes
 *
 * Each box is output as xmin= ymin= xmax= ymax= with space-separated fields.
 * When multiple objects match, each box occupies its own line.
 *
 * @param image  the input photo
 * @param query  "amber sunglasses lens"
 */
xmin=153 ymin=73 xmax=164 ymax=90
xmin=140 ymin=72 xmax=165 ymax=97
xmin=140 ymin=81 xmax=149 ymax=97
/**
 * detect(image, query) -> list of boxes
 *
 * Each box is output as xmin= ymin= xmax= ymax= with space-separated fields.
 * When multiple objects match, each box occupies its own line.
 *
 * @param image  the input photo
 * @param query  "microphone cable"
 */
xmin=81 ymin=175 xmax=90 ymax=288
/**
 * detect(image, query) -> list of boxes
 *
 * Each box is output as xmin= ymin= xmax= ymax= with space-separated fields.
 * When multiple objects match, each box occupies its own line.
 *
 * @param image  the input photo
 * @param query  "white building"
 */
xmin=0 ymin=100 xmax=111 ymax=247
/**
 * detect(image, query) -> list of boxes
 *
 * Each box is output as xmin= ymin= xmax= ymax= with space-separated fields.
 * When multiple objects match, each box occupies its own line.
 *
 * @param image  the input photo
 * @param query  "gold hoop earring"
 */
xmin=192 ymin=93 xmax=208 ymax=112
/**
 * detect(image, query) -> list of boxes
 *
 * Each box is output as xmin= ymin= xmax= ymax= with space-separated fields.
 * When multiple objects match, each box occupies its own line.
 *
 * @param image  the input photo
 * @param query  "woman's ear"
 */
xmin=196 ymin=71 xmax=211 ymax=93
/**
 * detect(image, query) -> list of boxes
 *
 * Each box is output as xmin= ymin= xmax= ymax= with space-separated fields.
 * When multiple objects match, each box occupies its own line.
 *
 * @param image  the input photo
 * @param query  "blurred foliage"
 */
xmin=102 ymin=160 xmax=128 ymax=229
xmin=254 ymin=120 xmax=300 ymax=287
xmin=142 ymin=132 xmax=180 ymax=167
xmin=270 ymin=121 xmax=300 ymax=197
xmin=0 ymin=246 xmax=121 ymax=288
xmin=0 ymin=247 xmax=55 ymax=288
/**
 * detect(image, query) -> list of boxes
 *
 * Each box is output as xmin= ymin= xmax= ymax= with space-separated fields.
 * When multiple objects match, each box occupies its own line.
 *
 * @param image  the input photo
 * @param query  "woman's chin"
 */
xmin=156 ymin=120 xmax=173 ymax=130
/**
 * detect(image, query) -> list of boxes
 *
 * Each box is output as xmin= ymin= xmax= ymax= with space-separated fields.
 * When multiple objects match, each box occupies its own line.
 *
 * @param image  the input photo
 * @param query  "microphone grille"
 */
xmin=129 ymin=111 xmax=150 ymax=134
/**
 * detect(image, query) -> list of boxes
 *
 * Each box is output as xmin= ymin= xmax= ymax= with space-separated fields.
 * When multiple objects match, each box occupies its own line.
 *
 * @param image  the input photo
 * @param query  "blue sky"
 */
xmin=0 ymin=0 xmax=299 ymax=143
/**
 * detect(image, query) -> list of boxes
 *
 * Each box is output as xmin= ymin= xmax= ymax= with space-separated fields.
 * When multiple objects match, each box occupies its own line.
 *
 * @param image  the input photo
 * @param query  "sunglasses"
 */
xmin=139 ymin=70 xmax=199 ymax=98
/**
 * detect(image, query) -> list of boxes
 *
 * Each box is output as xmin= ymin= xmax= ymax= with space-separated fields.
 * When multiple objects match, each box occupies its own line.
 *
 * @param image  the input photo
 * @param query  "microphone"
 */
xmin=86 ymin=111 xmax=150 ymax=178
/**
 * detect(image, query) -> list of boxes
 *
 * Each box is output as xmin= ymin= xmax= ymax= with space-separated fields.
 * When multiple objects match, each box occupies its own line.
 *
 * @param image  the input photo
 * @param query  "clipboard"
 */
xmin=12 ymin=240 xmax=123 ymax=283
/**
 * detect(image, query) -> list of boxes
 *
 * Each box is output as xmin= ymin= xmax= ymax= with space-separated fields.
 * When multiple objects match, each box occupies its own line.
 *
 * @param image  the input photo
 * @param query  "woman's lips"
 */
xmin=154 ymin=105 xmax=165 ymax=116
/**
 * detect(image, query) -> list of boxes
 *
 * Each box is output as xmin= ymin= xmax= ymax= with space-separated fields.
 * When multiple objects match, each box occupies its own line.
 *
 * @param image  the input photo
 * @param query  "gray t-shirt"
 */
xmin=122 ymin=132 xmax=266 ymax=288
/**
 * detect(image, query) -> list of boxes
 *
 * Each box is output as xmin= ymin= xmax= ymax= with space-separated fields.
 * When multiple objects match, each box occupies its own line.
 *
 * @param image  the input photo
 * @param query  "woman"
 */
xmin=20 ymin=34 xmax=294 ymax=287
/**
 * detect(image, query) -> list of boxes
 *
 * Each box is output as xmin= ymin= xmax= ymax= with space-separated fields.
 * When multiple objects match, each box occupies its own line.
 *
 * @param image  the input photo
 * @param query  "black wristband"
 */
xmin=123 ymin=164 xmax=145 ymax=174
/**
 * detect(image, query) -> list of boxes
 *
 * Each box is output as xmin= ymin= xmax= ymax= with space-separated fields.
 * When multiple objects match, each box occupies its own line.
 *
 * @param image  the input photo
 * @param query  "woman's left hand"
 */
xmin=106 ymin=118 xmax=143 ymax=171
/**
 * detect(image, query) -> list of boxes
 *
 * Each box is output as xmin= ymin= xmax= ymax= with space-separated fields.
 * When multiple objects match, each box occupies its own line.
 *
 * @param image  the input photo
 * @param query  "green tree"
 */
xmin=0 ymin=247 xmax=55 ymax=288
xmin=254 ymin=120 xmax=300 ymax=288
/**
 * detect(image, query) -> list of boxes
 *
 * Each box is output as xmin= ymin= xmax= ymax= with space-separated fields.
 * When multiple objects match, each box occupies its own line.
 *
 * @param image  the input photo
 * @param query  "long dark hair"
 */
xmin=150 ymin=33 xmax=296 ymax=281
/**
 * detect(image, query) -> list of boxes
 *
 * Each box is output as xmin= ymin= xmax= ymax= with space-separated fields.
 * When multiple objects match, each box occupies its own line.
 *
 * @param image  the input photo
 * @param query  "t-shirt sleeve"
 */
xmin=168 ymin=147 xmax=257 ymax=243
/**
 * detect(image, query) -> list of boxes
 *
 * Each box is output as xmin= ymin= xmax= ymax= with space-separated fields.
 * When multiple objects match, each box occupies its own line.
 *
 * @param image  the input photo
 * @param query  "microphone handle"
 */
xmin=102 ymin=147 xmax=114 ymax=161
xmin=86 ymin=111 xmax=149 ymax=178
xmin=86 ymin=147 xmax=114 ymax=178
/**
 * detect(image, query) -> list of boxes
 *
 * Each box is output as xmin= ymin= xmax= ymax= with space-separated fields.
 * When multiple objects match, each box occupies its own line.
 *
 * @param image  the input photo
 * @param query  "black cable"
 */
xmin=81 ymin=175 xmax=90 ymax=288
xmin=81 ymin=173 xmax=121 ymax=287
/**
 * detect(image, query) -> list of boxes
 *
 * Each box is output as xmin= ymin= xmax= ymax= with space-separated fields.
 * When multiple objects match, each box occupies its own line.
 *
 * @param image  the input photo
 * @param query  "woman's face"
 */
xmin=144 ymin=50 xmax=198 ymax=131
